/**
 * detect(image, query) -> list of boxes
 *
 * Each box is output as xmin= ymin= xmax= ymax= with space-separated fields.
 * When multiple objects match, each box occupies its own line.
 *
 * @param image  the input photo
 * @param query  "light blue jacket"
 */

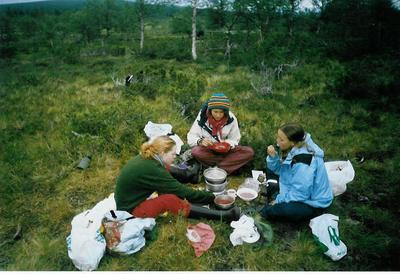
xmin=266 ymin=133 xmax=333 ymax=208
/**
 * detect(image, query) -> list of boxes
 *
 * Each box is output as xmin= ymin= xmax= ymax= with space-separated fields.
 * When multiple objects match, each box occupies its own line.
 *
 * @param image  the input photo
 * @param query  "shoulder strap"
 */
xmin=198 ymin=103 xmax=208 ymax=127
xmin=197 ymin=104 xmax=220 ymax=142
xmin=291 ymin=153 xmax=313 ymax=168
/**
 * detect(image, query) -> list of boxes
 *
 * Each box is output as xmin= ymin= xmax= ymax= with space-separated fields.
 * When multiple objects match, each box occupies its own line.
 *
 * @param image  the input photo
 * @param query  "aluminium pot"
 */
xmin=205 ymin=179 xmax=228 ymax=193
xmin=203 ymin=167 xmax=227 ymax=184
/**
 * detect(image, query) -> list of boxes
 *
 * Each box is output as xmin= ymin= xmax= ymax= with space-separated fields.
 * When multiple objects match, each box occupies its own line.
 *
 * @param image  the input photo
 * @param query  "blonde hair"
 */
xmin=140 ymin=136 xmax=176 ymax=159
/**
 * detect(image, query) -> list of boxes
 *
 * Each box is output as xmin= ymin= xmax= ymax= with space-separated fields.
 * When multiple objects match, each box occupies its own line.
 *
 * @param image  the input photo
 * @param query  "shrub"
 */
xmin=141 ymin=37 xmax=191 ymax=61
xmin=329 ymin=56 xmax=400 ymax=110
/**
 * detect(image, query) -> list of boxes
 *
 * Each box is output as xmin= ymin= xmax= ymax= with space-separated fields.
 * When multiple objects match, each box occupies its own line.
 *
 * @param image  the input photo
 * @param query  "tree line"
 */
xmin=1 ymin=0 xmax=399 ymax=106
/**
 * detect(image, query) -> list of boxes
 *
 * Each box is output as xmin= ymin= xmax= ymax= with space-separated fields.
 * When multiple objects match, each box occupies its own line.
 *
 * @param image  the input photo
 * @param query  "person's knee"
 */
xmin=260 ymin=204 xmax=275 ymax=220
xmin=158 ymin=194 xmax=180 ymax=202
xmin=241 ymin=146 xmax=255 ymax=159
xmin=191 ymin=146 xmax=203 ymax=158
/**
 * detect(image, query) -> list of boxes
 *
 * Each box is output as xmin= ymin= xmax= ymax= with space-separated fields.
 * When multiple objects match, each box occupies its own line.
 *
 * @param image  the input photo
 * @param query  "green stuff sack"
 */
xmin=253 ymin=214 xmax=273 ymax=249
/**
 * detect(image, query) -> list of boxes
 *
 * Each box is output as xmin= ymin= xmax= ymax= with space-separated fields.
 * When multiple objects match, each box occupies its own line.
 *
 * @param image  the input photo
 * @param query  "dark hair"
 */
xmin=207 ymin=108 xmax=229 ymax=117
xmin=279 ymin=123 xmax=305 ymax=143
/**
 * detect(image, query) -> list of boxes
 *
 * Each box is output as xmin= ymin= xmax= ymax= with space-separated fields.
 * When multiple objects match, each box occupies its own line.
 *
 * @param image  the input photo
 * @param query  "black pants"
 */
xmin=260 ymin=201 xmax=326 ymax=222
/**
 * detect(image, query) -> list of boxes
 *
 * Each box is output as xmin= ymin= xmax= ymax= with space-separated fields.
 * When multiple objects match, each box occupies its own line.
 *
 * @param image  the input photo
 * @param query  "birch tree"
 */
xmin=175 ymin=0 xmax=208 ymax=61
xmin=138 ymin=0 xmax=145 ymax=52
xmin=191 ymin=0 xmax=198 ymax=60
xmin=136 ymin=0 xmax=168 ymax=53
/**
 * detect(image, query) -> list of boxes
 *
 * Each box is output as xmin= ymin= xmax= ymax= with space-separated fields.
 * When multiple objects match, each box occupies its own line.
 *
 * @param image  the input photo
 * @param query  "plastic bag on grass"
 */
xmin=309 ymin=214 xmax=347 ymax=261
xmin=324 ymin=160 xmax=355 ymax=196
xmin=102 ymin=210 xmax=156 ymax=255
xmin=66 ymin=193 xmax=116 ymax=271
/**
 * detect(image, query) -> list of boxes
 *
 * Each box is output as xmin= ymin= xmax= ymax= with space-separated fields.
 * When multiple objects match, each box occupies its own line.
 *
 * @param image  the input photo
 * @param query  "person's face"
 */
xmin=276 ymin=129 xmax=294 ymax=151
xmin=161 ymin=145 xmax=177 ymax=166
xmin=211 ymin=109 xmax=225 ymax=121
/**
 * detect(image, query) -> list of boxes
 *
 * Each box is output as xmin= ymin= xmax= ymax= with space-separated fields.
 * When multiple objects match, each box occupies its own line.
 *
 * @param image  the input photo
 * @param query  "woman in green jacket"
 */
xmin=115 ymin=135 xmax=240 ymax=222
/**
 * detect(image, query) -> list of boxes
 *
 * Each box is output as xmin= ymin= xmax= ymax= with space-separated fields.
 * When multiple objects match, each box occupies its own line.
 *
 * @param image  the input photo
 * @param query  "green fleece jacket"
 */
xmin=115 ymin=155 xmax=214 ymax=212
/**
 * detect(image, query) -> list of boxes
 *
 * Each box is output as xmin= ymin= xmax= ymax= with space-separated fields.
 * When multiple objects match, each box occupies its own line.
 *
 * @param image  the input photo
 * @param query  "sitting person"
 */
xmin=114 ymin=135 xmax=240 ymax=222
xmin=260 ymin=123 xmax=333 ymax=222
xmin=187 ymin=93 xmax=254 ymax=174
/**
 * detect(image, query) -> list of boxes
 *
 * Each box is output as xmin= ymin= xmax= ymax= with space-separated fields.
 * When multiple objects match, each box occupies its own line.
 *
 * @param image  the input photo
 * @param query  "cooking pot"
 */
xmin=203 ymin=167 xmax=227 ymax=184
xmin=214 ymin=194 xmax=235 ymax=209
xmin=205 ymin=179 xmax=228 ymax=192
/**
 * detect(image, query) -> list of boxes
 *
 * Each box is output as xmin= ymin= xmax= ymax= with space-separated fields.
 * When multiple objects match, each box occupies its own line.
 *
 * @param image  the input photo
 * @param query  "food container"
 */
xmin=226 ymin=188 xmax=237 ymax=198
xmin=203 ymin=167 xmax=227 ymax=184
xmin=214 ymin=194 xmax=235 ymax=209
xmin=241 ymin=178 xmax=260 ymax=193
xmin=205 ymin=179 xmax=228 ymax=193
xmin=209 ymin=142 xmax=231 ymax=154
xmin=237 ymin=187 xmax=258 ymax=201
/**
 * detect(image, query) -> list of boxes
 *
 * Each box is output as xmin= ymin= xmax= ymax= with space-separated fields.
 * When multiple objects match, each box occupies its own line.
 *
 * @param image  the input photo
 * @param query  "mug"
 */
xmin=226 ymin=189 xmax=237 ymax=198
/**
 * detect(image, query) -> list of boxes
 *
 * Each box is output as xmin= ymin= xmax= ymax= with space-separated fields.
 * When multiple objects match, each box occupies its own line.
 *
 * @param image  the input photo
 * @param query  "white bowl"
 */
xmin=237 ymin=187 xmax=258 ymax=201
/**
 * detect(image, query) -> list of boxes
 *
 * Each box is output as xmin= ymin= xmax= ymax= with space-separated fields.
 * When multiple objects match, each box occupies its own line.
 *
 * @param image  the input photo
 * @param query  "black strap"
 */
xmin=291 ymin=153 xmax=313 ymax=168
xmin=110 ymin=210 xmax=135 ymax=221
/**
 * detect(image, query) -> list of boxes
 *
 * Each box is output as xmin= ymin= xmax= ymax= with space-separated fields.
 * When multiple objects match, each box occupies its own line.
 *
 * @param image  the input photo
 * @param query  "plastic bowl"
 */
xmin=209 ymin=142 xmax=231 ymax=154
xmin=203 ymin=167 xmax=227 ymax=184
xmin=214 ymin=194 xmax=235 ymax=209
xmin=237 ymin=187 xmax=258 ymax=201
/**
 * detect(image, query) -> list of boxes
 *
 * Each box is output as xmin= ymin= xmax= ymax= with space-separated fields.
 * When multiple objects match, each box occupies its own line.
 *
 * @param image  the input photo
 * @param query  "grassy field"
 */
xmin=1 ymin=49 xmax=399 ymax=270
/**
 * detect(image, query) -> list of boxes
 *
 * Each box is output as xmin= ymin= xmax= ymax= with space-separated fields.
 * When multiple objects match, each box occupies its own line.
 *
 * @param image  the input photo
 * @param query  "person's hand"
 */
xmin=267 ymin=145 xmax=277 ymax=157
xmin=200 ymin=138 xmax=214 ymax=147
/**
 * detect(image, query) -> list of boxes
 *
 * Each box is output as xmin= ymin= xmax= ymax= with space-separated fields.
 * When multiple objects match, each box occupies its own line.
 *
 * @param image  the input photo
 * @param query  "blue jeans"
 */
xmin=260 ymin=201 xmax=325 ymax=222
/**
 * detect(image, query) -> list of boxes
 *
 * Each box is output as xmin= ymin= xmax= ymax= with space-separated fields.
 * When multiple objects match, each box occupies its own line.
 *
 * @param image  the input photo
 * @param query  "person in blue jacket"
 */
xmin=260 ymin=123 xmax=333 ymax=222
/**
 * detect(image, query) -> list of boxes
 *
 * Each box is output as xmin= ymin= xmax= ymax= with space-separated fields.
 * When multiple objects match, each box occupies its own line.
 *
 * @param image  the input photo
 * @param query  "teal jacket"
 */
xmin=266 ymin=133 xmax=333 ymax=208
xmin=115 ymin=155 xmax=214 ymax=212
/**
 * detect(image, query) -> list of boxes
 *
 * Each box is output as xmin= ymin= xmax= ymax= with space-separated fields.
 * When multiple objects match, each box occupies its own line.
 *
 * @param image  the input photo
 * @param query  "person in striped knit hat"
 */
xmin=187 ymin=93 xmax=254 ymax=174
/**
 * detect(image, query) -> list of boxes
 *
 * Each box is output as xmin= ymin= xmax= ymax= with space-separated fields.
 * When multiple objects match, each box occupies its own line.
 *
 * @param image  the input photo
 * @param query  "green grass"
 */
xmin=1 ymin=52 xmax=399 ymax=271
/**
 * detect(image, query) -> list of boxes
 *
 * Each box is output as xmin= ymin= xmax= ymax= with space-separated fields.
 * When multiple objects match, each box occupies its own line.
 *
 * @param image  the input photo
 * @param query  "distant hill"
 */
xmin=0 ymin=0 xmax=86 ymax=11
xmin=0 ymin=0 xmax=185 ymax=17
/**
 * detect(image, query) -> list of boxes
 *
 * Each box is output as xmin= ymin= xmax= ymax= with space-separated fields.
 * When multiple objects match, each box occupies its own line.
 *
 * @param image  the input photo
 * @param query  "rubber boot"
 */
xmin=188 ymin=204 xmax=241 ymax=222
xmin=170 ymin=163 xmax=201 ymax=184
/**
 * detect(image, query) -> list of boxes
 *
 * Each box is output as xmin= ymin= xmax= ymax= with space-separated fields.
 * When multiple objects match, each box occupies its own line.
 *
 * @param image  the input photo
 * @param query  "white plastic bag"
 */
xmin=102 ymin=210 xmax=156 ymax=255
xmin=309 ymin=214 xmax=347 ymax=261
xmin=229 ymin=215 xmax=260 ymax=246
xmin=143 ymin=121 xmax=184 ymax=154
xmin=144 ymin=121 xmax=172 ymax=137
xmin=66 ymin=193 xmax=116 ymax=271
xmin=324 ymin=160 xmax=355 ymax=196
